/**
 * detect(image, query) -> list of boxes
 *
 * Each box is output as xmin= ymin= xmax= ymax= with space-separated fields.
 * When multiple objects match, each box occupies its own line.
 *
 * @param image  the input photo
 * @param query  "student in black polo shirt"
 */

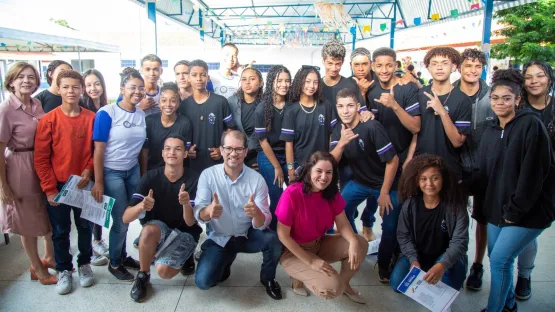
xmin=255 ymin=65 xmax=291 ymax=231
xmin=178 ymin=60 xmax=236 ymax=173
xmin=281 ymin=66 xmax=334 ymax=181
xmin=350 ymin=47 xmax=376 ymax=106
xmin=415 ymin=47 xmax=472 ymax=178
xmin=330 ymin=88 xmax=399 ymax=283
xmin=143 ymin=82 xmax=193 ymax=170
xmin=123 ymin=135 xmax=202 ymax=302
xmin=34 ymin=60 xmax=73 ymax=113
xmin=227 ymin=67 xmax=264 ymax=167
xmin=369 ymin=47 xmax=421 ymax=168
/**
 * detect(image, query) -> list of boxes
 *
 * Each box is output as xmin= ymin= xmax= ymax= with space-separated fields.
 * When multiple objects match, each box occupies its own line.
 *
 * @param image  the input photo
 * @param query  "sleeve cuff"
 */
xmin=194 ymin=206 xmax=211 ymax=225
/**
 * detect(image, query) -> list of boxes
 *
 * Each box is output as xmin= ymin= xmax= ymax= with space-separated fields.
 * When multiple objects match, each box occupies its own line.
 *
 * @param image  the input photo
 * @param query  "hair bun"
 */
xmin=492 ymin=68 xmax=524 ymax=86
xmin=120 ymin=67 xmax=139 ymax=78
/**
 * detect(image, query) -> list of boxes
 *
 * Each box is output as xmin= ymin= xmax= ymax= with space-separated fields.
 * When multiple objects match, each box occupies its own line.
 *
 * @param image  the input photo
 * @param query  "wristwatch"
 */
xmin=287 ymin=162 xmax=294 ymax=170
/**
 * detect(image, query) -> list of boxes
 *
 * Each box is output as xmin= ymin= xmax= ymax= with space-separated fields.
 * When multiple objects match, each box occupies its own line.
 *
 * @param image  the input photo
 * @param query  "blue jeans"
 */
xmin=341 ymin=180 xmax=400 ymax=269
xmin=339 ymin=166 xmax=378 ymax=228
xmin=390 ymin=255 xmax=467 ymax=293
xmin=104 ymin=165 xmax=140 ymax=267
xmin=517 ymin=238 xmax=538 ymax=279
xmin=195 ymin=228 xmax=282 ymax=289
xmin=257 ymin=152 xmax=288 ymax=231
xmin=486 ymin=223 xmax=544 ymax=312
xmin=46 ymin=183 xmax=93 ymax=272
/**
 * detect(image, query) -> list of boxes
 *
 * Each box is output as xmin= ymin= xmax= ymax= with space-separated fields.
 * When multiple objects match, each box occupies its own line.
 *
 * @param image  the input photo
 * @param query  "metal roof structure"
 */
xmin=131 ymin=0 xmax=534 ymax=46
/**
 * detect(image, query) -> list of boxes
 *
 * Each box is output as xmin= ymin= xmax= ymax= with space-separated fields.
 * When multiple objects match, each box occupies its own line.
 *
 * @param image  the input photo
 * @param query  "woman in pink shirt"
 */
xmin=276 ymin=151 xmax=368 ymax=303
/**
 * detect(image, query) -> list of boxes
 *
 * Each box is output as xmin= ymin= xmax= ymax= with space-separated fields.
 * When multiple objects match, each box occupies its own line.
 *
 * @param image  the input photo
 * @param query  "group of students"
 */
xmin=0 ymin=40 xmax=554 ymax=312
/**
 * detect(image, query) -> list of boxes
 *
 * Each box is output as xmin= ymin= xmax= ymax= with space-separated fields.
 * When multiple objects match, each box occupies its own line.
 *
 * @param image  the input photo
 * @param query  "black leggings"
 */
xmin=93 ymin=224 xmax=102 ymax=241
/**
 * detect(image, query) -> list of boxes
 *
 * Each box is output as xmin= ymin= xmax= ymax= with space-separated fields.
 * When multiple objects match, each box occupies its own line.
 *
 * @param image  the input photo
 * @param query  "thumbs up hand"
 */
xmin=244 ymin=194 xmax=260 ymax=219
xmin=142 ymin=189 xmax=155 ymax=212
xmin=209 ymin=193 xmax=223 ymax=219
xmin=178 ymin=184 xmax=190 ymax=206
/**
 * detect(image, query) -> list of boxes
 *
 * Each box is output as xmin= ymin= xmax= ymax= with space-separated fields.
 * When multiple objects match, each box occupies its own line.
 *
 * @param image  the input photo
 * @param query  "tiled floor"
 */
xmin=1 ymin=207 xmax=554 ymax=312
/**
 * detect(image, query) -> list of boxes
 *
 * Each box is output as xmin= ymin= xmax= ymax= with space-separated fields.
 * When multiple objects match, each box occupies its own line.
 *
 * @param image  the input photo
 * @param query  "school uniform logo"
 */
xmin=123 ymin=121 xmax=132 ymax=128
xmin=358 ymin=139 xmax=365 ymax=151
xmin=318 ymin=114 xmax=325 ymax=126
xmin=208 ymin=113 xmax=216 ymax=125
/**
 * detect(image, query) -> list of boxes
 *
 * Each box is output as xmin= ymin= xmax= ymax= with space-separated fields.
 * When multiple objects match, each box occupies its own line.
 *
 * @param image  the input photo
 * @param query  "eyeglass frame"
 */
xmin=221 ymin=146 xmax=248 ymax=154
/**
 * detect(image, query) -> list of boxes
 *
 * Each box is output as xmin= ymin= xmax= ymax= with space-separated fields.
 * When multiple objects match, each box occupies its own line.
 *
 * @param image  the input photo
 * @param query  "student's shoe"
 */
xmin=261 ymin=279 xmax=282 ymax=300
xmin=465 ymin=262 xmax=484 ymax=291
xmin=343 ymin=289 xmax=366 ymax=304
xmin=480 ymin=303 xmax=518 ymax=312
xmin=91 ymin=252 xmax=109 ymax=266
xmin=78 ymin=264 xmax=95 ymax=287
xmin=515 ymin=276 xmax=531 ymax=300
xmin=130 ymin=271 xmax=150 ymax=302
xmin=56 ymin=270 xmax=73 ymax=295
xmin=122 ymin=256 xmax=140 ymax=269
xmin=29 ymin=266 xmax=58 ymax=285
xmin=109 ymin=265 xmax=134 ymax=281
xmin=180 ymin=256 xmax=195 ymax=276
xmin=362 ymin=226 xmax=376 ymax=242
xmin=378 ymin=265 xmax=390 ymax=283
xmin=92 ymin=240 xmax=109 ymax=258
xmin=194 ymin=250 xmax=202 ymax=261
xmin=133 ymin=236 xmax=140 ymax=249
xmin=219 ymin=265 xmax=231 ymax=283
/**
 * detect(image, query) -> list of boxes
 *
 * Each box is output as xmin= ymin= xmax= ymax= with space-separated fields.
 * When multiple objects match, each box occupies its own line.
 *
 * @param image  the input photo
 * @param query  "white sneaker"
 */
xmin=78 ymin=264 xmax=95 ymax=287
xmin=56 ymin=270 xmax=73 ymax=295
xmin=92 ymin=240 xmax=109 ymax=258
xmin=91 ymin=252 xmax=109 ymax=266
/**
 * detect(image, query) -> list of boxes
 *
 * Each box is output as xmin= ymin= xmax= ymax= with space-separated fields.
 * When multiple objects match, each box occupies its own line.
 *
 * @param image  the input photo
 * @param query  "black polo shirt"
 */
xmin=129 ymin=167 xmax=203 ymax=241
xmin=367 ymin=82 xmax=420 ymax=162
xmin=280 ymin=100 xmax=334 ymax=165
xmin=254 ymin=102 xmax=287 ymax=154
xmin=144 ymin=113 xmax=193 ymax=170
xmin=415 ymin=85 xmax=472 ymax=175
xmin=330 ymin=120 xmax=397 ymax=190
xmin=177 ymin=93 xmax=236 ymax=172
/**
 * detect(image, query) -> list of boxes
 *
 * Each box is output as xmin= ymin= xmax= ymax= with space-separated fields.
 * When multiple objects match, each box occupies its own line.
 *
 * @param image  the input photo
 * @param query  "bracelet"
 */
xmin=287 ymin=162 xmax=294 ymax=170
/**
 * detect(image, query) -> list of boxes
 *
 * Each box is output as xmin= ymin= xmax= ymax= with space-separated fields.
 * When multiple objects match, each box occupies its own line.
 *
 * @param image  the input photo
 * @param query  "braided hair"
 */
xmin=522 ymin=60 xmax=555 ymax=140
xmin=236 ymin=67 xmax=264 ymax=104
xmin=262 ymin=65 xmax=291 ymax=131
xmin=289 ymin=67 xmax=324 ymax=104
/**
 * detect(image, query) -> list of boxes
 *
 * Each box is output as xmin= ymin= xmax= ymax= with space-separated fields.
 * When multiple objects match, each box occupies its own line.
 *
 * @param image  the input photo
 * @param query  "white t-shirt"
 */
xmin=93 ymin=103 xmax=147 ymax=171
xmin=138 ymin=87 xmax=160 ymax=116
xmin=210 ymin=71 xmax=240 ymax=99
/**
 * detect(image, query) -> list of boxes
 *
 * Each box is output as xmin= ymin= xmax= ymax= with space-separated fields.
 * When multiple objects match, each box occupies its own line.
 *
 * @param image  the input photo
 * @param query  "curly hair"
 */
xmin=322 ymin=40 xmax=346 ymax=61
xmin=491 ymin=69 xmax=524 ymax=98
xmin=461 ymin=48 xmax=487 ymax=66
xmin=120 ymin=67 xmax=144 ymax=87
xmin=293 ymin=151 xmax=339 ymax=202
xmin=262 ymin=65 xmax=291 ymax=131
xmin=398 ymin=154 xmax=466 ymax=214
xmin=522 ymin=60 xmax=555 ymax=141
xmin=160 ymin=82 xmax=179 ymax=100
xmin=424 ymin=47 xmax=462 ymax=68
xmin=236 ymin=67 xmax=264 ymax=104
xmin=56 ymin=69 xmax=84 ymax=88
xmin=289 ymin=67 xmax=325 ymax=104
xmin=46 ymin=60 xmax=72 ymax=86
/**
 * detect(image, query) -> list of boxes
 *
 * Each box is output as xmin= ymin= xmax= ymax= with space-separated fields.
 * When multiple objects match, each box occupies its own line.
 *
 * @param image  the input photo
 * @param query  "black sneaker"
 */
xmin=180 ymin=256 xmax=195 ymax=276
xmin=481 ymin=302 xmax=518 ymax=312
xmin=122 ymin=256 xmax=140 ymax=270
xmin=378 ymin=265 xmax=390 ymax=284
xmin=133 ymin=236 xmax=140 ymax=249
xmin=220 ymin=264 xmax=231 ymax=283
xmin=109 ymin=265 xmax=134 ymax=281
xmin=515 ymin=276 xmax=531 ymax=300
xmin=465 ymin=262 xmax=484 ymax=291
xmin=261 ymin=279 xmax=282 ymax=300
xmin=130 ymin=271 xmax=150 ymax=302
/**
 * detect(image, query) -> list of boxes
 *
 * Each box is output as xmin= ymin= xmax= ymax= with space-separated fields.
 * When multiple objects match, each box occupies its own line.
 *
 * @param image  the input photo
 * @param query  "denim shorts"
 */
xmin=145 ymin=220 xmax=197 ymax=269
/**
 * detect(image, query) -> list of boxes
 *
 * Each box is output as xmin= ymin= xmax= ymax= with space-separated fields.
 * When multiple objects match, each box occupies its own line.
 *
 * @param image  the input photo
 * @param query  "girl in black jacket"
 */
xmin=475 ymin=69 xmax=555 ymax=312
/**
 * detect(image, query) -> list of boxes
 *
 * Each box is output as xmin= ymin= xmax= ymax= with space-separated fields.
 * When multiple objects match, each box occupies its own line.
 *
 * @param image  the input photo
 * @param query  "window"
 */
xmin=162 ymin=60 xmax=169 ymax=68
xmin=121 ymin=60 xmax=136 ymax=68
xmin=207 ymin=62 xmax=219 ymax=70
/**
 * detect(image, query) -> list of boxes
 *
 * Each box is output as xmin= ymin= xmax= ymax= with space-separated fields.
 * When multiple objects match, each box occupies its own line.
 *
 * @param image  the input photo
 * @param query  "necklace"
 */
xmin=299 ymin=101 xmax=317 ymax=114
xmin=432 ymin=86 xmax=454 ymax=115
xmin=273 ymin=106 xmax=284 ymax=114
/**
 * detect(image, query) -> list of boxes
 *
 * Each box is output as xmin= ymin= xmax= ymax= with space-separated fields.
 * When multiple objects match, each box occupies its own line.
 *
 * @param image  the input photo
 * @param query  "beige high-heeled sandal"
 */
xmin=291 ymin=278 xmax=308 ymax=296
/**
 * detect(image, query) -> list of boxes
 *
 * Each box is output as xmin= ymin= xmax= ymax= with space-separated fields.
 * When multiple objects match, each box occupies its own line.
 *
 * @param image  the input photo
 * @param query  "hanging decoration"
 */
xmin=314 ymin=2 xmax=354 ymax=30
xmin=396 ymin=20 xmax=404 ymax=26
xmin=362 ymin=25 xmax=371 ymax=33
xmin=431 ymin=13 xmax=441 ymax=21
xmin=451 ymin=9 xmax=459 ymax=18
xmin=470 ymin=0 xmax=480 ymax=10
xmin=414 ymin=17 xmax=422 ymax=26
xmin=380 ymin=23 xmax=387 ymax=31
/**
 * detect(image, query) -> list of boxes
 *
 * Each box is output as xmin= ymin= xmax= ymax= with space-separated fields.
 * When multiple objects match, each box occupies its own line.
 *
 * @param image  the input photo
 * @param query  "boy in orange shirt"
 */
xmin=34 ymin=70 xmax=96 ymax=295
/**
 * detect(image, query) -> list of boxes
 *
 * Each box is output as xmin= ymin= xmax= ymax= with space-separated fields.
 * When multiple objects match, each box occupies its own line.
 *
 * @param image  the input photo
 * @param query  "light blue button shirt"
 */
xmin=194 ymin=164 xmax=271 ymax=247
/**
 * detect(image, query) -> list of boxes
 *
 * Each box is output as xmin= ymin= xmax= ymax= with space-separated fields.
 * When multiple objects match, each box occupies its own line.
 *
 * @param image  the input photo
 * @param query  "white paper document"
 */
xmin=397 ymin=266 xmax=459 ymax=312
xmin=54 ymin=175 xmax=115 ymax=228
